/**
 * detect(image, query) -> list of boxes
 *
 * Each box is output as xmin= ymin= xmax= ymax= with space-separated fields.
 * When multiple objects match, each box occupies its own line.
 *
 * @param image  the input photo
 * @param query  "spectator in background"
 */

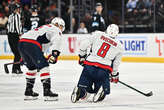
xmin=82 ymin=13 xmax=92 ymax=33
xmin=42 ymin=7 xmax=51 ymax=24
xmin=1 ymin=0 xmax=8 ymax=9
xmin=134 ymin=0 xmax=152 ymax=24
xmin=38 ymin=0 xmax=49 ymax=10
xmin=72 ymin=17 xmax=78 ymax=33
xmin=143 ymin=0 xmax=152 ymax=8
xmin=151 ymin=0 xmax=164 ymax=32
xmin=0 ymin=0 xmax=9 ymax=16
xmin=156 ymin=0 xmax=164 ymax=20
xmin=22 ymin=4 xmax=31 ymax=30
xmin=4 ymin=5 xmax=10 ymax=17
xmin=126 ymin=0 xmax=138 ymax=12
xmin=0 ymin=13 xmax=8 ymax=30
xmin=62 ymin=6 xmax=78 ymax=33
xmin=125 ymin=0 xmax=138 ymax=24
xmin=135 ymin=0 xmax=152 ymax=13
xmin=91 ymin=2 xmax=106 ymax=32
xmin=62 ymin=6 xmax=71 ymax=33
xmin=42 ymin=3 xmax=58 ymax=24
xmin=20 ymin=0 xmax=31 ymax=6
xmin=49 ymin=3 xmax=58 ymax=19
xmin=77 ymin=22 xmax=88 ymax=34
xmin=22 ymin=4 xmax=30 ymax=16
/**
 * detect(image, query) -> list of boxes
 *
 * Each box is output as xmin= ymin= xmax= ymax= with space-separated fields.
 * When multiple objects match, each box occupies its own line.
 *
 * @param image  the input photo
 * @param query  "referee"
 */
xmin=7 ymin=3 xmax=23 ymax=74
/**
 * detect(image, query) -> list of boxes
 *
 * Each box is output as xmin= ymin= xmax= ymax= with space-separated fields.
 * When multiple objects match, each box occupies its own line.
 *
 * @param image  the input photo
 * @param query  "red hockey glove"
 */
xmin=111 ymin=72 xmax=119 ymax=83
xmin=48 ymin=50 xmax=60 ymax=64
xmin=78 ymin=54 xmax=87 ymax=66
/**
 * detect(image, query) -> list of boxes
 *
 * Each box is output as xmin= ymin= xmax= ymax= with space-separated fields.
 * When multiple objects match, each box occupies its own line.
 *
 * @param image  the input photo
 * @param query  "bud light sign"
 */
xmin=118 ymin=36 xmax=147 ymax=55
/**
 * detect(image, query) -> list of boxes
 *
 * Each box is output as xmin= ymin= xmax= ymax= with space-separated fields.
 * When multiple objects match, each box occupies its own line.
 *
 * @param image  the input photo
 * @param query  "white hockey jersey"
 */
xmin=20 ymin=24 xmax=62 ymax=53
xmin=79 ymin=31 xmax=124 ymax=73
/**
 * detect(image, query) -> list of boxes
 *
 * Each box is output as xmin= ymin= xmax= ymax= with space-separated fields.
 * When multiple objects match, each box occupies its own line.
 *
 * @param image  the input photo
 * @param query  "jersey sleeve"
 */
xmin=48 ymin=30 xmax=62 ymax=52
xmin=79 ymin=35 xmax=94 ymax=56
xmin=112 ymin=45 xmax=124 ymax=73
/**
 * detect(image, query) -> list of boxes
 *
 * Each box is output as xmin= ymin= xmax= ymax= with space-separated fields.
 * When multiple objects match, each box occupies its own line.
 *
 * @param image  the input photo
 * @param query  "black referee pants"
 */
xmin=7 ymin=33 xmax=21 ymax=72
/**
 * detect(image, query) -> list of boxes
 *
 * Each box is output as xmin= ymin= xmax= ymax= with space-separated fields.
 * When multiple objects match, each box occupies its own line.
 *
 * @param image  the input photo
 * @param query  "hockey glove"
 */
xmin=48 ymin=50 xmax=60 ymax=64
xmin=111 ymin=72 xmax=119 ymax=83
xmin=78 ymin=54 xmax=87 ymax=66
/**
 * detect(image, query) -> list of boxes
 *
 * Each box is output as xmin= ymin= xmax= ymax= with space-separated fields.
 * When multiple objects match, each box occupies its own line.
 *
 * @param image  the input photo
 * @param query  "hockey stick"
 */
xmin=119 ymin=80 xmax=153 ymax=97
xmin=4 ymin=61 xmax=21 ymax=74
xmin=4 ymin=56 xmax=52 ymax=74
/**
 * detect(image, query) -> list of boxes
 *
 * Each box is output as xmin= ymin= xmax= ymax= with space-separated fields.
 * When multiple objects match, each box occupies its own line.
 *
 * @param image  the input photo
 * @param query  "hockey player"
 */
xmin=18 ymin=17 xmax=65 ymax=101
xmin=24 ymin=4 xmax=45 ymax=31
xmin=71 ymin=24 xmax=124 ymax=103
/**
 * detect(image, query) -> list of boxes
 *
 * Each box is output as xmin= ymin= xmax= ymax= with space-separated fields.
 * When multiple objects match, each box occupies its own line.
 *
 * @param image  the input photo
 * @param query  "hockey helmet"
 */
xmin=31 ymin=4 xmax=38 ymax=12
xmin=9 ymin=3 xmax=20 ymax=13
xmin=51 ymin=17 xmax=65 ymax=32
xmin=96 ymin=2 xmax=102 ymax=7
xmin=106 ymin=24 xmax=119 ymax=38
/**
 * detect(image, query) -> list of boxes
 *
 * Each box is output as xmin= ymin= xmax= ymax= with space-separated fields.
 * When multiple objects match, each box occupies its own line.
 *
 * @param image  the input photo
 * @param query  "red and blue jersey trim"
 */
xmin=19 ymin=38 xmax=42 ymax=49
xmin=83 ymin=60 xmax=113 ymax=72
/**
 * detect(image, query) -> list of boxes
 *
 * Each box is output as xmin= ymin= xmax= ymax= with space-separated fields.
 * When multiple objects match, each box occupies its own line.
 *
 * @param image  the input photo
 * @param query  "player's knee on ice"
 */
xmin=78 ymin=65 xmax=110 ymax=95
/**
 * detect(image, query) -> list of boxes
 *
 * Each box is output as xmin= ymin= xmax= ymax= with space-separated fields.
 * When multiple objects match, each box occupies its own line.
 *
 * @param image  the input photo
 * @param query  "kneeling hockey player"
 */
xmin=71 ymin=24 xmax=124 ymax=103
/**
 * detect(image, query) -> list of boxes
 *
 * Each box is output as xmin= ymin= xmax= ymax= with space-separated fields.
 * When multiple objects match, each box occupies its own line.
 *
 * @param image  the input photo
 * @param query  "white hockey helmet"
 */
xmin=106 ymin=24 xmax=119 ymax=38
xmin=51 ymin=17 xmax=65 ymax=32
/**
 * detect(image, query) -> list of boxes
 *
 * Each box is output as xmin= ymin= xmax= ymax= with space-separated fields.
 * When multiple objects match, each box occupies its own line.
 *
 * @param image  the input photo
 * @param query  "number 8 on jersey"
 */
xmin=97 ymin=42 xmax=111 ymax=58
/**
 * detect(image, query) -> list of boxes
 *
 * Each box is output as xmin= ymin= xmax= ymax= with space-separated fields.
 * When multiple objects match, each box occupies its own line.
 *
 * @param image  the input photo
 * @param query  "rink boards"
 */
xmin=0 ymin=34 xmax=164 ymax=63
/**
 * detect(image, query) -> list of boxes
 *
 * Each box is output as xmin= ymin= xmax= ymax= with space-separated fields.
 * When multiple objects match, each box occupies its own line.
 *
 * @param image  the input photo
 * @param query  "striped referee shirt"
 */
xmin=7 ymin=13 xmax=22 ymax=34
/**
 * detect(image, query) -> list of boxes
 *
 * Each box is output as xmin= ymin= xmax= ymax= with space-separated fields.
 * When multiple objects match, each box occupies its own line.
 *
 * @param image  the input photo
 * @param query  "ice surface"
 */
xmin=0 ymin=60 xmax=164 ymax=110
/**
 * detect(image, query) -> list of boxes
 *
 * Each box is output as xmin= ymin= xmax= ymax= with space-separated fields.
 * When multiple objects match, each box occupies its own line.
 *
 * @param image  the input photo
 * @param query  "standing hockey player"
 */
xmin=18 ymin=17 xmax=65 ymax=101
xmin=71 ymin=24 xmax=124 ymax=103
xmin=24 ymin=4 xmax=45 ymax=31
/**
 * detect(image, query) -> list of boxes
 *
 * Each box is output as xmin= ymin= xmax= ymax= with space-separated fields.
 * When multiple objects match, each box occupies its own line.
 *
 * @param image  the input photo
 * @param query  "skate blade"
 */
xmin=24 ymin=96 xmax=38 ymax=101
xmin=44 ymin=96 xmax=58 ymax=101
xmin=71 ymin=87 xmax=79 ymax=103
xmin=12 ymin=74 xmax=23 ymax=77
xmin=93 ymin=86 xmax=103 ymax=102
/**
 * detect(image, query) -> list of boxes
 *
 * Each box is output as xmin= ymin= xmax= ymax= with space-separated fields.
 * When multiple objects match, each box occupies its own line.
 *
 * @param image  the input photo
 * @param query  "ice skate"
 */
xmin=44 ymin=89 xmax=58 ymax=101
xmin=71 ymin=86 xmax=81 ymax=103
xmin=93 ymin=86 xmax=105 ymax=103
xmin=24 ymin=89 xmax=39 ymax=100
xmin=41 ymin=78 xmax=58 ymax=101
xmin=24 ymin=78 xmax=38 ymax=100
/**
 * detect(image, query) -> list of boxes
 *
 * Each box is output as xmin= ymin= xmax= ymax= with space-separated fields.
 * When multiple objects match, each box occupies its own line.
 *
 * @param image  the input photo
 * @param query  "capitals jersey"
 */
xmin=79 ymin=31 xmax=124 ymax=73
xmin=20 ymin=24 xmax=62 ymax=53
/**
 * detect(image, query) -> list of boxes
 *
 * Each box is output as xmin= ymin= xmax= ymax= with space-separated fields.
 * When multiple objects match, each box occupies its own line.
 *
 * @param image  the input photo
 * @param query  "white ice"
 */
xmin=0 ymin=60 xmax=164 ymax=110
